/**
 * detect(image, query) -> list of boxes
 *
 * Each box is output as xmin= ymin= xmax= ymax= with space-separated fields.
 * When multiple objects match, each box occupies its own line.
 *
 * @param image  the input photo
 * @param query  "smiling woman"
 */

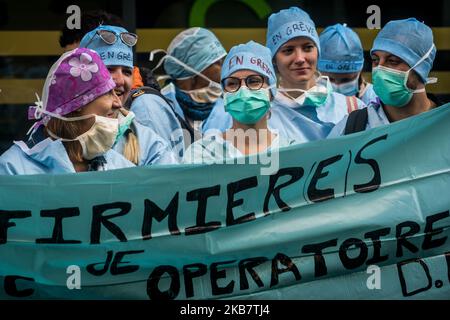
xmin=275 ymin=37 xmax=318 ymax=94
xmin=264 ymin=7 xmax=368 ymax=144
xmin=46 ymin=90 xmax=121 ymax=167
xmin=0 ymin=48 xmax=135 ymax=175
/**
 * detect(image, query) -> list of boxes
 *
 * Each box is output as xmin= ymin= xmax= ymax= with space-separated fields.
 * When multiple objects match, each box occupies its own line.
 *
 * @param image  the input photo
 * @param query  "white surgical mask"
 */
xmin=42 ymin=110 xmax=118 ymax=160
xmin=150 ymin=49 xmax=223 ymax=103
xmin=279 ymin=75 xmax=331 ymax=107
xmin=331 ymin=77 xmax=360 ymax=96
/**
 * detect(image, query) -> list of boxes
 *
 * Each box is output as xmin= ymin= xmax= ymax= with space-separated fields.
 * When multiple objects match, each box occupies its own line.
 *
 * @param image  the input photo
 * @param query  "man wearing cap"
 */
xmin=79 ymin=25 xmax=178 ymax=165
xmin=136 ymin=27 xmax=227 ymax=160
xmin=328 ymin=18 xmax=447 ymax=137
xmin=318 ymin=23 xmax=378 ymax=105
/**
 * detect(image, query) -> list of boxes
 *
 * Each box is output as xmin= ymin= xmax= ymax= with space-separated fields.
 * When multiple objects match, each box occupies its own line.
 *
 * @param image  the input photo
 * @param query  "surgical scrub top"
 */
xmin=358 ymin=83 xmax=378 ymax=106
xmin=183 ymin=132 xmax=296 ymax=164
xmin=328 ymin=94 xmax=447 ymax=138
xmin=201 ymin=91 xmax=366 ymax=142
xmin=0 ymin=137 xmax=134 ymax=175
xmin=113 ymin=119 xmax=179 ymax=165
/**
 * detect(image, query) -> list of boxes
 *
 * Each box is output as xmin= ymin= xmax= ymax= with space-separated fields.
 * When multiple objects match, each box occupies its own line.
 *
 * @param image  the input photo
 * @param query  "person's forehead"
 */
xmin=107 ymin=65 xmax=133 ymax=73
xmin=372 ymin=50 xmax=403 ymax=61
xmin=281 ymin=36 xmax=315 ymax=47
xmin=229 ymin=69 xmax=262 ymax=78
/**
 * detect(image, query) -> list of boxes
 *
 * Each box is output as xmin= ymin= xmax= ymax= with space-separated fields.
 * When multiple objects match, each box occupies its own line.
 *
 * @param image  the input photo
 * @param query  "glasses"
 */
xmin=85 ymin=30 xmax=138 ymax=48
xmin=222 ymin=75 xmax=266 ymax=93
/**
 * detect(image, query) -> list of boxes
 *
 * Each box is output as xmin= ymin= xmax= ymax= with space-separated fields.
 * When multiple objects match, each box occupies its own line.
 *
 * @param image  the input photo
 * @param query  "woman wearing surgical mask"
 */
xmin=0 ymin=48 xmax=135 ymax=175
xmin=184 ymin=41 xmax=295 ymax=164
xmin=328 ymin=18 xmax=445 ymax=138
xmin=318 ymin=24 xmax=378 ymax=105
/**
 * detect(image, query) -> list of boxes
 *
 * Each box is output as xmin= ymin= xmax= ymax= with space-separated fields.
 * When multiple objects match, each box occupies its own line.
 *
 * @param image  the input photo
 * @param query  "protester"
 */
xmin=133 ymin=27 xmax=227 ymax=159
xmin=328 ymin=18 xmax=445 ymax=137
xmin=59 ymin=10 xmax=124 ymax=52
xmin=184 ymin=41 xmax=295 ymax=164
xmin=318 ymin=23 xmax=377 ymax=105
xmin=0 ymin=48 xmax=135 ymax=174
xmin=80 ymin=25 xmax=178 ymax=165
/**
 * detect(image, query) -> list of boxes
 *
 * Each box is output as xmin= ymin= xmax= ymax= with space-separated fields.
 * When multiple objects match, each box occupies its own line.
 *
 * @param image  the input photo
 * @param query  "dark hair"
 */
xmin=59 ymin=10 xmax=124 ymax=48
xmin=138 ymin=67 xmax=161 ymax=91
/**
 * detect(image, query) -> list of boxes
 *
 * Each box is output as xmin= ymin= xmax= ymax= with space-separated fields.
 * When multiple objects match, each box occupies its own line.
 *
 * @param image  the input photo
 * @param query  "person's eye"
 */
xmin=304 ymin=45 xmax=314 ymax=52
xmin=225 ymin=79 xmax=239 ymax=89
xmin=248 ymin=77 xmax=261 ymax=84
xmin=388 ymin=59 xmax=400 ymax=65
xmin=281 ymin=47 xmax=293 ymax=54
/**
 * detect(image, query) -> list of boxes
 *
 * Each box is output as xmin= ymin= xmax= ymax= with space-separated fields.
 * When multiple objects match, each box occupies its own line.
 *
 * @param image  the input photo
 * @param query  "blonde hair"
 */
xmin=122 ymin=125 xmax=140 ymax=165
xmin=47 ymin=111 xmax=141 ymax=165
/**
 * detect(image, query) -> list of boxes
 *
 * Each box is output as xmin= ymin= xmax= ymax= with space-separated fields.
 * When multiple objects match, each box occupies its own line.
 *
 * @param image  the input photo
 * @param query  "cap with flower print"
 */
xmin=28 ymin=48 xmax=115 ymax=124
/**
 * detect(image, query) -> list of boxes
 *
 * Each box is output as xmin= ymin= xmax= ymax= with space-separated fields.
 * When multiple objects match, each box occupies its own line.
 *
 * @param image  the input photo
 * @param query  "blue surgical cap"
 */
xmin=79 ymin=25 xmax=134 ymax=69
xmin=266 ymin=7 xmax=320 ymax=58
xmin=318 ymin=24 xmax=364 ymax=74
xmin=221 ymin=41 xmax=277 ymax=97
xmin=164 ymin=27 xmax=227 ymax=80
xmin=371 ymin=18 xmax=436 ymax=83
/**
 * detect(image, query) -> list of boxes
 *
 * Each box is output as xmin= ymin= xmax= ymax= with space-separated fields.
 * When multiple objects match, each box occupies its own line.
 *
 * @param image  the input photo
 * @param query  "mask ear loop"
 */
xmin=46 ymin=114 xmax=117 ymax=142
xmin=26 ymin=93 xmax=44 ymax=136
xmin=46 ymin=128 xmax=80 ymax=142
xmin=150 ymin=49 xmax=221 ymax=89
xmin=278 ymin=70 xmax=328 ymax=94
xmin=405 ymin=44 xmax=437 ymax=93
xmin=149 ymin=49 xmax=168 ymax=71
xmin=278 ymin=76 xmax=330 ymax=96
xmin=277 ymin=87 xmax=308 ymax=103
xmin=27 ymin=97 xmax=96 ymax=136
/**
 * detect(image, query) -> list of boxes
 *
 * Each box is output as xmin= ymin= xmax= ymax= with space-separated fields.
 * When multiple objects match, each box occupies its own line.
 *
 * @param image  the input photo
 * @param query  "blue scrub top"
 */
xmin=130 ymin=89 xmax=185 ymax=160
xmin=0 ymin=137 xmax=134 ymax=175
xmin=202 ymin=90 xmax=366 ymax=142
xmin=327 ymin=98 xmax=391 ymax=138
xmin=113 ymin=119 xmax=179 ymax=165
xmin=359 ymin=83 xmax=378 ymax=106
xmin=130 ymin=83 xmax=226 ymax=160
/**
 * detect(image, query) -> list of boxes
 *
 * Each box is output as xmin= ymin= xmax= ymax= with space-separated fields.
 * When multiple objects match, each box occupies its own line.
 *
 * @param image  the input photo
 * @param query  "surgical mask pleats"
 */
xmin=224 ymin=87 xmax=271 ymax=125
xmin=46 ymin=114 xmax=119 ymax=160
xmin=331 ymin=77 xmax=359 ymax=96
xmin=372 ymin=44 xmax=437 ymax=107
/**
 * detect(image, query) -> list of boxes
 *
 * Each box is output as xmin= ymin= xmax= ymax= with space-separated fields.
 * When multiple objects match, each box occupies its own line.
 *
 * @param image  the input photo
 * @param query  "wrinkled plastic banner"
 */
xmin=1 ymin=104 xmax=450 ymax=300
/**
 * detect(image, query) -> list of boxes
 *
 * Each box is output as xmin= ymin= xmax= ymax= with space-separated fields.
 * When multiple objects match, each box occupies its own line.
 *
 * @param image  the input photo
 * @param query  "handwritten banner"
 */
xmin=1 ymin=104 xmax=450 ymax=299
